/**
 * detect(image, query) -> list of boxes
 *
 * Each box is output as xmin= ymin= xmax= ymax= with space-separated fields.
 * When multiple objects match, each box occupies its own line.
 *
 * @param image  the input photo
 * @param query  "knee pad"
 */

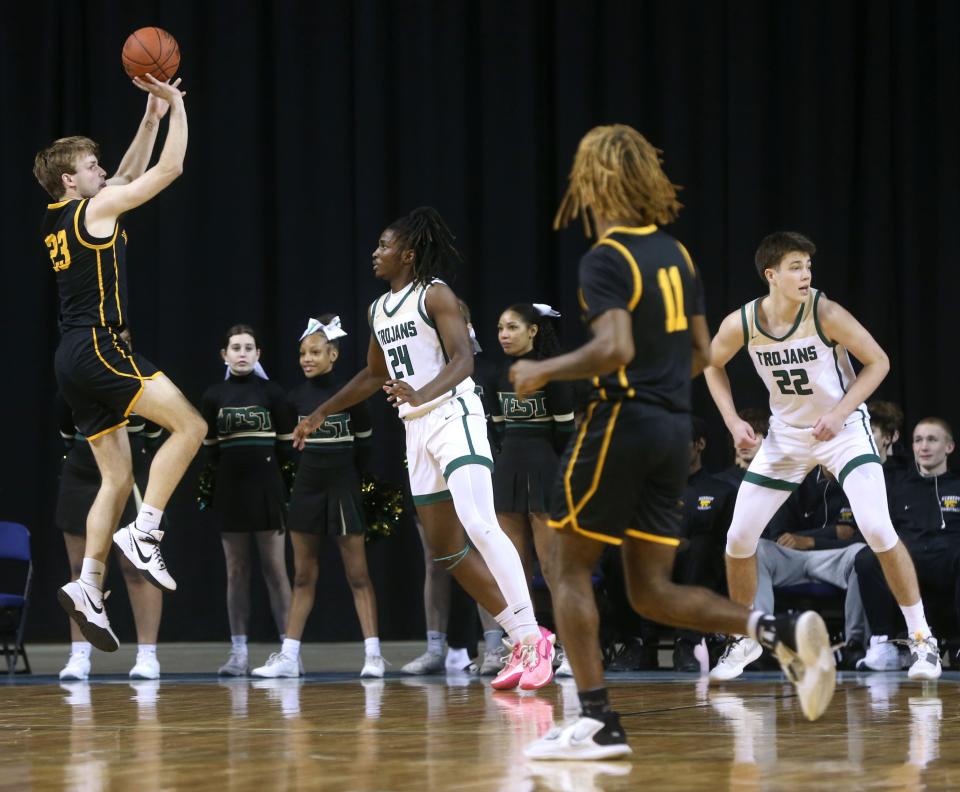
xmin=858 ymin=519 xmax=899 ymax=554
xmin=725 ymin=520 xmax=762 ymax=559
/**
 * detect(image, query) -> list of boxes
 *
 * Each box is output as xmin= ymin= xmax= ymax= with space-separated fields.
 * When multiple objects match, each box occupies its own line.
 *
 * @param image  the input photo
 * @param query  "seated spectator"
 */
xmin=868 ymin=399 xmax=908 ymax=479
xmin=856 ymin=417 xmax=960 ymax=671
xmin=604 ymin=417 xmax=735 ymax=671
xmin=715 ymin=407 xmax=770 ymax=489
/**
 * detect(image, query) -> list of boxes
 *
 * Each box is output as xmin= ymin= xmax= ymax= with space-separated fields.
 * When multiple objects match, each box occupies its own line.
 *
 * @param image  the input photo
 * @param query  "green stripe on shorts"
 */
xmin=412 ymin=490 xmax=454 ymax=506
xmin=838 ymin=453 xmax=881 ymax=487
xmin=742 ymin=471 xmax=800 ymax=491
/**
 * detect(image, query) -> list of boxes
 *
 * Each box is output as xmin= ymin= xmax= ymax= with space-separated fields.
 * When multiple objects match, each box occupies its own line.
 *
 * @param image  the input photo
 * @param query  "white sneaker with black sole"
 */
xmin=524 ymin=716 xmax=632 ymax=761
xmin=59 ymin=652 xmax=91 ymax=681
xmin=709 ymin=637 xmax=762 ymax=681
xmin=112 ymin=524 xmax=177 ymax=591
xmin=907 ymin=634 xmax=942 ymax=681
xmin=252 ymin=651 xmax=300 ymax=678
xmin=57 ymin=580 xmax=119 ymax=652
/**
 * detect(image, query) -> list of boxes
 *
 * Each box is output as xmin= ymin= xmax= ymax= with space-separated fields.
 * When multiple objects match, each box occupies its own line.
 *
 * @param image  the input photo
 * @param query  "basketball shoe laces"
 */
xmin=137 ymin=530 xmax=167 ymax=570
xmin=520 ymin=635 xmax=546 ymax=670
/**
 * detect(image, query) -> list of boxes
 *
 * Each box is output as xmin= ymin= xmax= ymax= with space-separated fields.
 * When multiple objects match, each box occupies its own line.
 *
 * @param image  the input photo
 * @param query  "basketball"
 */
xmin=121 ymin=27 xmax=180 ymax=81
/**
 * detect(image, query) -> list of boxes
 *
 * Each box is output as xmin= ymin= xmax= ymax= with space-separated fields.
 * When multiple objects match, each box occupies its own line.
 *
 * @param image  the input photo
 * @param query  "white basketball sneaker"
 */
xmin=907 ymin=634 xmax=942 ymax=681
xmin=129 ymin=652 xmax=161 ymax=680
xmin=59 ymin=652 xmax=91 ymax=681
xmin=113 ymin=523 xmax=177 ymax=592
xmin=856 ymin=635 xmax=903 ymax=671
xmin=361 ymin=654 xmax=387 ymax=678
xmin=57 ymin=580 xmax=119 ymax=652
xmin=709 ymin=637 xmax=762 ymax=681
xmin=524 ymin=716 xmax=632 ymax=761
xmin=401 ymin=650 xmax=445 ymax=675
xmin=218 ymin=650 xmax=249 ymax=677
xmin=252 ymin=651 xmax=300 ymax=678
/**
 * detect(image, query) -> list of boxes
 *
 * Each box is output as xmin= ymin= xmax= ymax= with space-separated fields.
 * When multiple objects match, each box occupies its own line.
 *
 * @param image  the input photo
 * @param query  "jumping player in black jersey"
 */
xmin=252 ymin=315 xmax=385 ymax=679
xmin=513 ymin=125 xmax=835 ymax=760
xmin=34 ymin=76 xmax=206 ymax=652
xmin=200 ymin=325 xmax=294 ymax=676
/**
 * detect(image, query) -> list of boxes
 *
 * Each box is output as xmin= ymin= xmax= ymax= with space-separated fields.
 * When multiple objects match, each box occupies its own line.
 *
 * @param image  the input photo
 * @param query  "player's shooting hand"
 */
xmin=777 ymin=533 xmax=814 ymax=551
xmin=384 ymin=380 xmax=423 ymax=408
xmin=509 ymin=360 xmax=548 ymax=400
xmin=729 ymin=418 xmax=760 ymax=449
xmin=144 ymin=77 xmax=185 ymax=119
xmin=133 ymin=74 xmax=187 ymax=105
xmin=292 ymin=414 xmax=323 ymax=450
xmin=811 ymin=410 xmax=844 ymax=442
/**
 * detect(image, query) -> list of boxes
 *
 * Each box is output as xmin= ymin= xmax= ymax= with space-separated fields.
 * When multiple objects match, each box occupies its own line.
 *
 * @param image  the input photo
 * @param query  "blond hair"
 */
xmin=554 ymin=124 xmax=682 ymax=236
xmin=33 ymin=136 xmax=100 ymax=199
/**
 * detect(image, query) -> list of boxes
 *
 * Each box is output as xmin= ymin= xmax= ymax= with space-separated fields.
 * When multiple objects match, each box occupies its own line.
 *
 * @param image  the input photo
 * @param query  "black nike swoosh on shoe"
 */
xmin=82 ymin=587 xmax=104 ymax=614
xmin=131 ymin=536 xmax=153 ymax=564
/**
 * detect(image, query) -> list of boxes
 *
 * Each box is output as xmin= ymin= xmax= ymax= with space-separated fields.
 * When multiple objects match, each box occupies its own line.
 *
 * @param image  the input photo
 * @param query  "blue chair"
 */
xmin=0 ymin=522 xmax=32 ymax=674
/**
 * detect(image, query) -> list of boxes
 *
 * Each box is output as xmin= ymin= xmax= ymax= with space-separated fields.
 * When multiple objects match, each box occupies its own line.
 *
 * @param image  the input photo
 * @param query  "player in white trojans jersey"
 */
xmin=292 ymin=207 xmax=555 ymax=690
xmin=704 ymin=231 xmax=940 ymax=681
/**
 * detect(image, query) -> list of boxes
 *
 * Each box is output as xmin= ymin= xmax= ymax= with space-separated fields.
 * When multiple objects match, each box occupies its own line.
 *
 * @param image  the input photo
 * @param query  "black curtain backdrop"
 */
xmin=2 ymin=0 xmax=958 ymax=644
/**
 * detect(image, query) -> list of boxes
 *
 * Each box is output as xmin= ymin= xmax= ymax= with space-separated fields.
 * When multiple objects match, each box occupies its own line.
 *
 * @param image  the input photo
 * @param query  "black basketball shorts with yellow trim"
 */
xmin=55 ymin=326 xmax=162 ymax=440
xmin=548 ymin=400 xmax=689 ymax=547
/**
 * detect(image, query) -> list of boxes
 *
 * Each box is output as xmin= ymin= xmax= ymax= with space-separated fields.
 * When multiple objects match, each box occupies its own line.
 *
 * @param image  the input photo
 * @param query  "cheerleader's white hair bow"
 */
xmin=533 ymin=303 xmax=561 ymax=318
xmin=224 ymin=360 xmax=269 ymax=380
xmin=300 ymin=315 xmax=349 ymax=342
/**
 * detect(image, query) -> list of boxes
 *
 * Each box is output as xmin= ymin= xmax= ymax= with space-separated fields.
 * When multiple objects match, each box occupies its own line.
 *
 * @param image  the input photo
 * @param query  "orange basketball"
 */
xmin=121 ymin=27 xmax=180 ymax=81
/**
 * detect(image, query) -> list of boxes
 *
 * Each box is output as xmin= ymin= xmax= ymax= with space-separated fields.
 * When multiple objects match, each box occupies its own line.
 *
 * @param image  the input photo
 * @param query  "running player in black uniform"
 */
xmin=513 ymin=125 xmax=835 ymax=760
xmin=34 ymin=76 xmax=206 ymax=652
xmin=200 ymin=325 xmax=295 ymax=676
xmin=252 ymin=314 xmax=385 ymax=679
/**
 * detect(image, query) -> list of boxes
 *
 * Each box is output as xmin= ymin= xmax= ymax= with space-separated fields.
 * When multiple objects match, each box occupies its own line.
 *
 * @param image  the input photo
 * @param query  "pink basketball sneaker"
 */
xmin=519 ymin=627 xmax=556 ymax=690
xmin=491 ymin=641 xmax=524 ymax=690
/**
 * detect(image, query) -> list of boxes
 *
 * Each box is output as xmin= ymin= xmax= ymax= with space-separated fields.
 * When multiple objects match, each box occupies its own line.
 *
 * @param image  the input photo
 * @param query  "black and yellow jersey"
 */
xmin=578 ymin=225 xmax=705 ymax=411
xmin=42 ymin=198 xmax=128 ymax=330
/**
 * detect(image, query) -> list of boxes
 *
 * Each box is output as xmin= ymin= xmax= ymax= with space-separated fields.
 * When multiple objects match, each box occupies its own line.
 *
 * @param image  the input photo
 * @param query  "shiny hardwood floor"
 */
xmin=2 ymin=669 xmax=958 ymax=791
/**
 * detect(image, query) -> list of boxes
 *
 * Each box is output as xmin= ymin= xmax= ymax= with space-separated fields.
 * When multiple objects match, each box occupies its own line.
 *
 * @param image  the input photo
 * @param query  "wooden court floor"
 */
xmin=2 ymin=670 xmax=959 ymax=791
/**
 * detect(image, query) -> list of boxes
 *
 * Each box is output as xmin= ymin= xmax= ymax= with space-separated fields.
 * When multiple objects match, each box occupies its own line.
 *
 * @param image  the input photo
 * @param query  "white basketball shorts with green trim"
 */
xmin=405 ymin=390 xmax=494 ymax=506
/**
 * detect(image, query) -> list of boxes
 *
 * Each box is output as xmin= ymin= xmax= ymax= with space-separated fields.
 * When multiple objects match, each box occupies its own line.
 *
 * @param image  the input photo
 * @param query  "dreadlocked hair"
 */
xmin=505 ymin=303 xmax=562 ymax=359
xmin=387 ymin=206 xmax=464 ymax=287
xmin=554 ymin=124 xmax=683 ymax=237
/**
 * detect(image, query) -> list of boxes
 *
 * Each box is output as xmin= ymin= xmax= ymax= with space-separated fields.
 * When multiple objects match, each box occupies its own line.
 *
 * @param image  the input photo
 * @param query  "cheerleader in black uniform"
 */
xmin=251 ymin=315 xmax=384 ymax=678
xmin=200 ymin=324 xmax=294 ymax=676
xmin=56 ymin=339 xmax=165 ymax=681
xmin=493 ymin=303 xmax=575 ymax=670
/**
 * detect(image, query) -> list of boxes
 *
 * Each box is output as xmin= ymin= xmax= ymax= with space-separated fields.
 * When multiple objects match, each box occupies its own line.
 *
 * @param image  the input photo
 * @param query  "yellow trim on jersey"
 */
xmin=95 ymin=249 xmax=106 ymax=325
xmin=112 ymin=243 xmax=122 ymax=324
xmin=86 ymin=419 xmax=130 ymax=442
xmin=47 ymin=199 xmax=72 ymax=209
xmin=73 ymin=198 xmax=119 ymax=250
xmin=561 ymin=401 xmax=622 ymax=536
xmin=602 ymin=225 xmax=657 ymax=236
xmin=676 ymin=241 xmax=696 ymax=276
xmin=595 ymin=238 xmax=642 ymax=310
xmin=625 ymin=529 xmax=681 ymax=547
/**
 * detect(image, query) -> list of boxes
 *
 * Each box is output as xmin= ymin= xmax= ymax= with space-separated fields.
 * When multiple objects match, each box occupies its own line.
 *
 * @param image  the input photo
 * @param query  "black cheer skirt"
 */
xmin=287 ymin=461 xmax=366 ymax=537
xmin=211 ymin=446 xmax=286 ymax=534
xmin=492 ymin=431 xmax=560 ymax=515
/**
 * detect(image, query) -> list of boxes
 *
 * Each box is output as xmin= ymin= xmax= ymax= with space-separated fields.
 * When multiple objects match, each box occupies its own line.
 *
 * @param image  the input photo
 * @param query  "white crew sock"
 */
xmin=426 ymin=631 xmax=446 ymax=656
xmin=137 ymin=643 xmax=157 ymax=657
xmin=900 ymin=601 xmax=931 ymax=639
xmin=494 ymin=601 xmax=539 ymax=644
xmin=364 ymin=637 xmax=381 ymax=657
xmin=136 ymin=504 xmax=163 ymax=535
xmin=281 ymin=638 xmax=301 ymax=660
xmin=445 ymin=647 xmax=470 ymax=670
xmin=231 ymin=635 xmax=248 ymax=654
xmin=71 ymin=641 xmax=92 ymax=659
xmin=79 ymin=557 xmax=105 ymax=590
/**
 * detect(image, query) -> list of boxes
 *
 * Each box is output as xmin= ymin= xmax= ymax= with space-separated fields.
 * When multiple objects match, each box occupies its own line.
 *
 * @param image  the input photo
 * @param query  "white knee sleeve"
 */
xmin=841 ymin=464 xmax=899 ymax=553
xmin=446 ymin=465 xmax=531 ymax=606
xmin=724 ymin=484 xmax=794 ymax=559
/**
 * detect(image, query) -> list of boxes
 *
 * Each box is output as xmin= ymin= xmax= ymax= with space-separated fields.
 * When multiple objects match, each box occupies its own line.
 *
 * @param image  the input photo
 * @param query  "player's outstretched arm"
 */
xmin=811 ymin=297 xmax=890 ymax=441
xmin=86 ymin=75 xmax=187 ymax=228
xmin=704 ymin=310 xmax=758 ymax=448
xmin=292 ymin=334 xmax=389 ymax=450
xmin=107 ymin=78 xmax=184 ymax=187
xmin=383 ymin=284 xmax=474 ymax=409
xmin=509 ymin=308 xmax=633 ymax=399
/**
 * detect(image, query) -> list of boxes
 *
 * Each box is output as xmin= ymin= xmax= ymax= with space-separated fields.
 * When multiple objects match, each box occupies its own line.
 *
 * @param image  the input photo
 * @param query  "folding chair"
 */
xmin=0 ymin=522 xmax=32 ymax=674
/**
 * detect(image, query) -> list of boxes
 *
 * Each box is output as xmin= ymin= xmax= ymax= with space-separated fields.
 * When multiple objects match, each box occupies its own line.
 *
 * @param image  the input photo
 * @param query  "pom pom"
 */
xmin=361 ymin=475 xmax=405 ymax=542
